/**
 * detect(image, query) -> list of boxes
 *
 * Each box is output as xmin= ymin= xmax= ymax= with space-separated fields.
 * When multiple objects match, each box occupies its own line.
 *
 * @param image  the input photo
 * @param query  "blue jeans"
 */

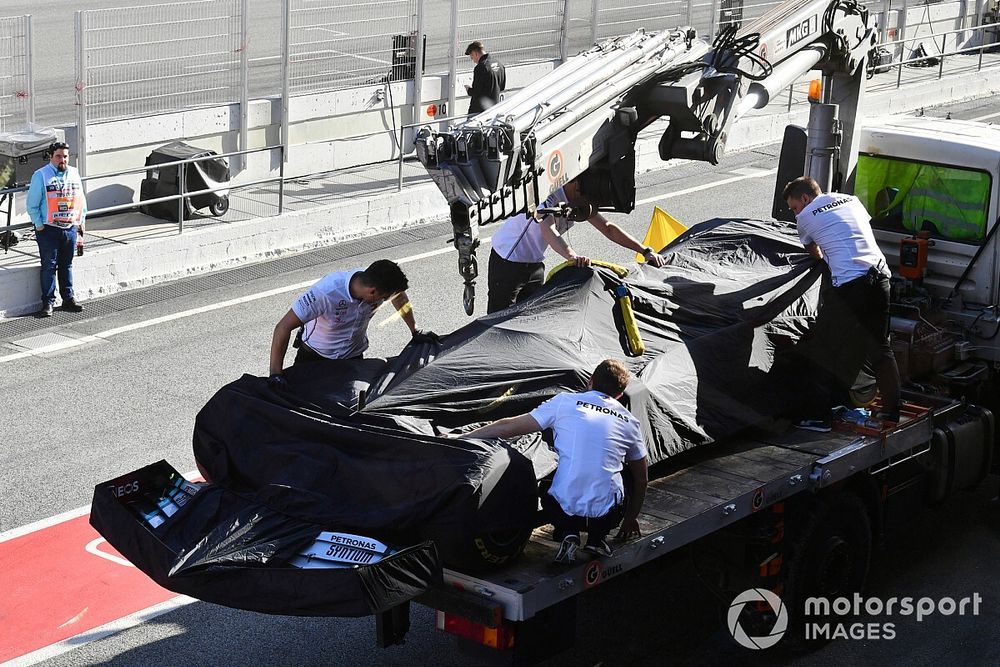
xmin=35 ymin=225 xmax=77 ymax=305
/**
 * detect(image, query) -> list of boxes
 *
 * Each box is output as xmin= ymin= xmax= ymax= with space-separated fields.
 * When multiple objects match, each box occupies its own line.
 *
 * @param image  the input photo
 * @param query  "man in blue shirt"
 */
xmin=26 ymin=141 xmax=87 ymax=316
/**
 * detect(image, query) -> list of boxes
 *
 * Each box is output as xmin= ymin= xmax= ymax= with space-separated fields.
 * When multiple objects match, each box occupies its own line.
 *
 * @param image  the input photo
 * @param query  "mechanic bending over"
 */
xmin=784 ymin=176 xmax=901 ymax=432
xmin=268 ymin=259 xmax=439 ymax=388
xmin=487 ymin=177 xmax=667 ymax=313
xmin=454 ymin=359 xmax=649 ymax=564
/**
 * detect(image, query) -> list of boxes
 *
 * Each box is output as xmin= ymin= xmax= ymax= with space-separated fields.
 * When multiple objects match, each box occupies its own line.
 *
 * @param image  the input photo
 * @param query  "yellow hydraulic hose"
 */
xmin=545 ymin=260 xmax=644 ymax=356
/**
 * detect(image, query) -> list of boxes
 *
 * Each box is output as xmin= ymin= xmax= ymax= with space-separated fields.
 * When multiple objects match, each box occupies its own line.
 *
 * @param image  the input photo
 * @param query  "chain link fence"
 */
xmin=455 ymin=0 xmax=567 ymax=73
xmin=76 ymin=0 xmax=245 ymax=122
xmin=0 ymin=16 xmax=33 ymax=132
xmin=287 ymin=0 xmax=419 ymax=95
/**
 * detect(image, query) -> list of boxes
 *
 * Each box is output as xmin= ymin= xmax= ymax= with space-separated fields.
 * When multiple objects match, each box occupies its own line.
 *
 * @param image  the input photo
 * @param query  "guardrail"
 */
xmin=875 ymin=21 xmax=1000 ymax=88
xmin=1 ymin=144 xmax=284 ymax=251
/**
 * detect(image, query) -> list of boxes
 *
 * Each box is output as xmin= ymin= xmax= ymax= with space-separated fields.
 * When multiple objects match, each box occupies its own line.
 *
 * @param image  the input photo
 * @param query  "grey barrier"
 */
xmin=0 ymin=15 xmax=34 ymax=133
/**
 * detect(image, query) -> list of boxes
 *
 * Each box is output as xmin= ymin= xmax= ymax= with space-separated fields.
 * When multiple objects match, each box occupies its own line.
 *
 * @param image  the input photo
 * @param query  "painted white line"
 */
xmin=0 ymin=470 xmax=199 ymax=543
xmin=969 ymin=110 xmax=1000 ymax=122
xmin=0 ymin=505 xmax=91 ymax=544
xmin=0 ymin=165 xmax=767 ymax=366
xmin=635 ymin=167 xmax=777 ymax=206
xmin=84 ymin=537 xmax=136 ymax=568
xmin=3 ymin=595 xmax=197 ymax=667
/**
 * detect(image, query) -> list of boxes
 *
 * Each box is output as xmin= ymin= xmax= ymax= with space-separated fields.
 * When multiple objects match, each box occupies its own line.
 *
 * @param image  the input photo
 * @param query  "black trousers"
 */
xmin=803 ymin=270 xmax=900 ymax=416
xmin=487 ymin=249 xmax=545 ymax=314
xmin=541 ymin=491 xmax=624 ymax=543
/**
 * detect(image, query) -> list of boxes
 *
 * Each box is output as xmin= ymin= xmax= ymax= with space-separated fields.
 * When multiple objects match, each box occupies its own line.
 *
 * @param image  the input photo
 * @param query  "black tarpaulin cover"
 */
xmin=92 ymin=217 xmax=834 ymax=616
xmin=90 ymin=461 xmax=442 ymax=617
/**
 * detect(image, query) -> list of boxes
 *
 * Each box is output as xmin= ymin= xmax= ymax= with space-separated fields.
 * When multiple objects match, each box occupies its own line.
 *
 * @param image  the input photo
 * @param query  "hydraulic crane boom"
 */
xmin=415 ymin=0 xmax=877 ymax=313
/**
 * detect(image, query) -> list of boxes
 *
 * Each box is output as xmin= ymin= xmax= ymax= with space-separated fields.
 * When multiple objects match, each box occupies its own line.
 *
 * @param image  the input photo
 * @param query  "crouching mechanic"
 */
xmin=458 ymin=359 xmax=649 ymax=563
xmin=268 ymin=259 xmax=438 ymax=387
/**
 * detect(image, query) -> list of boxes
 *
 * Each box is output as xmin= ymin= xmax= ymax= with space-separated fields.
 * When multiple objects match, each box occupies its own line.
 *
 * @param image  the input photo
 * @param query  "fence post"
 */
xmin=281 ymin=0 xmax=290 ymax=164
xmin=590 ymin=0 xmax=598 ymax=45
xmin=411 ymin=0 xmax=426 ymax=145
xmin=708 ymin=0 xmax=718 ymax=39
xmin=177 ymin=161 xmax=186 ymax=234
xmin=559 ymin=0 xmax=572 ymax=62
xmin=25 ymin=15 xmax=35 ymax=124
xmin=239 ymin=0 xmax=250 ymax=173
xmin=398 ymin=123 xmax=406 ymax=191
xmin=448 ymin=0 xmax=459 ymax=119
xmin=278 ymin=146 xmax=285 ymax=213
xmin=74 ymin=11 xmax=88 ymax=178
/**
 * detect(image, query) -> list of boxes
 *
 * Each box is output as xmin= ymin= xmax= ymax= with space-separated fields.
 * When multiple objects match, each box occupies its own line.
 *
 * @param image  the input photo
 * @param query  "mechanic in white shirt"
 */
xmin=486 ymin=177 xmax=667 ymax=313
xmin=458 ymin=359 xmax=649 ymax=564
xmin=784 ymin=176 xmax=901 ymax=430
xmin=268 ymin=259 xmax=438 ymax=386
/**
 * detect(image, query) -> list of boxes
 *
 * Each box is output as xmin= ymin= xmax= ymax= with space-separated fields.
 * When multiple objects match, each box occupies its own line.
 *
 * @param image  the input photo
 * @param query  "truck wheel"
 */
xmin=210 ymin=196 xmax=230 ymax=217
xmin=782 ymin=493 xmax=871 ymax=647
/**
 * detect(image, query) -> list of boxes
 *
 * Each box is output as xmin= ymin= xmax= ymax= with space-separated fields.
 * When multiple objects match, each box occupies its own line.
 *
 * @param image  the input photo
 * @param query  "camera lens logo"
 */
xmin=727 ymin=588 xmax=788 ymax=649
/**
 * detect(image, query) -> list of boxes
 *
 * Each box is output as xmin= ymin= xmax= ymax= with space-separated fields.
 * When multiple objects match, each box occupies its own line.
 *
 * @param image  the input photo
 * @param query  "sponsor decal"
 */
xmin=751 ymin=487 xmax=766 ymax=512
xmin=583 ymin=560 xmax=602 ymax=588
xmin=547 ymin=150 xmax=564 ymax=182
xmin=786 ymin=15 xmax=819 ymax=47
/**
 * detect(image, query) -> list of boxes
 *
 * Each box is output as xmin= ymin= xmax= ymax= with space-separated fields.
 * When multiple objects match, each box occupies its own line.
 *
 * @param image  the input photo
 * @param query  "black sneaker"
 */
xmin=583 ymin=538 xmax=613 ymax=558
xmin=553 ymin=534 xmax=580 ymax=564
xmin=61 ymin=300 xmax=84 ymax=313
xmin=39 ymin=303 xmax=53 ymax=317
xmin=794 ymin=418 xmax=832 ymax=433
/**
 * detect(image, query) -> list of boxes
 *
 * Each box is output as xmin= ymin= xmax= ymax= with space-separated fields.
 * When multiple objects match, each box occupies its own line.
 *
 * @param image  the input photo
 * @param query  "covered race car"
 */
xmin=91 ymin=217 xmax=845 ymax=617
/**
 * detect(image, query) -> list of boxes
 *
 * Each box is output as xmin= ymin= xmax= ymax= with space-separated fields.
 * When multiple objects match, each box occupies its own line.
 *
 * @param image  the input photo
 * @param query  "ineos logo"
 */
xmin=727 ymin=588 xmax=788 ymax=649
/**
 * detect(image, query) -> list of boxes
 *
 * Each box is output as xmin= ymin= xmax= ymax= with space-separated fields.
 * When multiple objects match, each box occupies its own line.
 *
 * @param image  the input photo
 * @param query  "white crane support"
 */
xmin=416 ymin=0 xmax=877 ymax=314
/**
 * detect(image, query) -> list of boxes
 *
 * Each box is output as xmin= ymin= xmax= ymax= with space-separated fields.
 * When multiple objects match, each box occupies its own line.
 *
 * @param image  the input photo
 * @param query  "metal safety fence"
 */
xmin=75 ymin=1 xmax=247 ymax=122
xmin=0 ymin=15 xmax=34 ymax=133
xmin=0 ymin=145 xmax=284 ymax=251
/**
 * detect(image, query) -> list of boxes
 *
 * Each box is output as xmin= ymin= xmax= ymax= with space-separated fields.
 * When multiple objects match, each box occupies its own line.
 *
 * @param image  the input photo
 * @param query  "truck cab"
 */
xmin=859 ymin=116 xmax=1000 ymax=308
xmin=854 ymin=117 xmax=1000 ymax=382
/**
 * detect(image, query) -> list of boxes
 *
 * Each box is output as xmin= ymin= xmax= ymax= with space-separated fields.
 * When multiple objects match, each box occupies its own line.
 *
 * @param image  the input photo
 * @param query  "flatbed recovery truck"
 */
xmin=393 ymin=396 xmax=992 ymax=661
xmin=400 ymin=0 xmax=1000 ymax=659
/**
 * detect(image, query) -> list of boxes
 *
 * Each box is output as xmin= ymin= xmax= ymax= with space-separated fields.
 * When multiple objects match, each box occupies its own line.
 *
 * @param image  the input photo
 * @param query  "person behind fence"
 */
xmin=456 ymin=359 xmax=649 ymax=564
xmin=268 ymin=259 xmax=439 ymax=388
xmin=783 ymin=175 xmax=901 ymax=431
xmin=487 ymin=176 xmax=667 ymax=314
xmin=465 ymin=40 xmax=506 ymax=114
xmin=26 ymin=141 xmax=87 ymax=317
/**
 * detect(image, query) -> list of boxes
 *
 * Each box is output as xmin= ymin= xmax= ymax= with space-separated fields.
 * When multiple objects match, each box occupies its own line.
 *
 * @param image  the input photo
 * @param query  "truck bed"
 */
xmin=438 ymin=404 xmax=939 ymax=621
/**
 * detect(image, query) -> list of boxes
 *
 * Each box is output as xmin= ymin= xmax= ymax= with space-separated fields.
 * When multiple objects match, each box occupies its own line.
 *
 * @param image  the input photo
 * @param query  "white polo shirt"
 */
xmin=491 ymin=187 xmax=574 ymax=263
xmin=796 ymin=193 xmax=890 ymax=287
xmin=530 ymin=390 xmax=647 ymax=517
xmin=292 ymin=269 xmax=379 ymax=359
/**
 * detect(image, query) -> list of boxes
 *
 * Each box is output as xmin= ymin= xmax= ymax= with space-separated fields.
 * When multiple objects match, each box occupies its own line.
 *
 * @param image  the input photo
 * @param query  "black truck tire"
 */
xmin=781 ymin=493 xmax=872 ymax=647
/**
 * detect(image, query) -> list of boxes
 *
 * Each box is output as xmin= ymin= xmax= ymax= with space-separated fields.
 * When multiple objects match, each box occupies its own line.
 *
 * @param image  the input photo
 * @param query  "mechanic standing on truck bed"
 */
xmin=456 ymin=359 xmax=649 ymax=564
xmin=784 ymin=176 xmax=901 ymax=431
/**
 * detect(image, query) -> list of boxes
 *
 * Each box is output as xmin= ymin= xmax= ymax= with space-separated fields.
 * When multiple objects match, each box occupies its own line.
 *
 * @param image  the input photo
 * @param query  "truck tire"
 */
xmin=781 ymin=493 xmax=872 ymax=647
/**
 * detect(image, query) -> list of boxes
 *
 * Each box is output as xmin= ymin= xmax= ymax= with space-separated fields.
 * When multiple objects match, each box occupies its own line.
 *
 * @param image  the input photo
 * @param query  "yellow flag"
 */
xmin=637 ymin=206 xmax=687 ymax=262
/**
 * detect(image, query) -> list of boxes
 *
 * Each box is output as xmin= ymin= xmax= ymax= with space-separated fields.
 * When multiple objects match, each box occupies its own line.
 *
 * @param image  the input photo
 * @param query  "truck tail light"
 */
xmin=436 ymin=610 xmax=515 ymax=649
